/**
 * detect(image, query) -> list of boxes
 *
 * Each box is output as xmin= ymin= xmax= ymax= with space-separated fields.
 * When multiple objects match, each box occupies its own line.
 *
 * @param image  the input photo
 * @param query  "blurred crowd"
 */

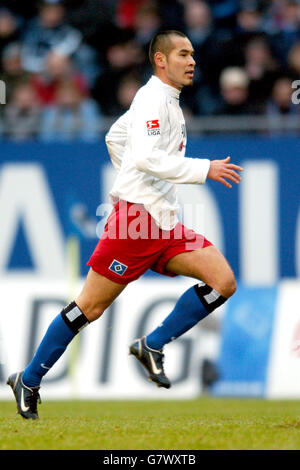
xmin=0 ymin=0 xmax=300 ymax=141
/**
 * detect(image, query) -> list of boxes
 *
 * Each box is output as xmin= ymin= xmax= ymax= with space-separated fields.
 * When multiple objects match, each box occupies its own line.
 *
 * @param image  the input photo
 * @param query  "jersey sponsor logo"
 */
xmin=147 ymin=119 xmax=160 ymax=136
xmin=109 ymin=259 xmax=128 ymax=276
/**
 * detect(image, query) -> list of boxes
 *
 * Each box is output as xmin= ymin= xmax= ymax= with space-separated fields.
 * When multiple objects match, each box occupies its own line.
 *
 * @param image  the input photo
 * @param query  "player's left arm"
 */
xmin=131 ymin=95 xmax=210 ymax=184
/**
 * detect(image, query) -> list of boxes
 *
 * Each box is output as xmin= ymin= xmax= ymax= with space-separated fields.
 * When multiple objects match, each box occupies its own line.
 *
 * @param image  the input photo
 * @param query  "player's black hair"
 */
xmin=149 ymin=30 xmax=187 ymax=69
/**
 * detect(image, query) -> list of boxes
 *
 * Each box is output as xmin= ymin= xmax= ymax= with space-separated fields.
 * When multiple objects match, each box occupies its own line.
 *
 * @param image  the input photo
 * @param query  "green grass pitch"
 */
xmin=1 ymin=397 xmax=300 ymax=450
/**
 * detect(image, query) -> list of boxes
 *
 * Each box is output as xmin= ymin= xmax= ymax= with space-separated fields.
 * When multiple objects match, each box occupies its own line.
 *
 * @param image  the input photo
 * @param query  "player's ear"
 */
xmin=154 ymin=51 xmax=166 ymax=69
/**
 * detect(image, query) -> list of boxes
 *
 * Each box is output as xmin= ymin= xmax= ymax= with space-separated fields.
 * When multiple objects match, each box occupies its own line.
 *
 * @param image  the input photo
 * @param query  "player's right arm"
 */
xmin=105 ymin=111 xmax=129 ymax=172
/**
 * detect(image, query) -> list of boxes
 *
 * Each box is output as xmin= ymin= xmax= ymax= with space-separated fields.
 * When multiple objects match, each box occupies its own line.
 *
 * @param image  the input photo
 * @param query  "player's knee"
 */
xmin=86 ymin=306 xmax=106 ymax=322
xmin=75 ymin=298 xmax=107 ymax=322
xmin=221 ymin=276 xmax=236 ymax=299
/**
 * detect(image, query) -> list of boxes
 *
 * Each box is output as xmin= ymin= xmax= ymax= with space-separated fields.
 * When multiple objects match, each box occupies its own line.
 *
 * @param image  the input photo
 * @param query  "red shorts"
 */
xmin=87 ymin=200 xmax=212 ymax=284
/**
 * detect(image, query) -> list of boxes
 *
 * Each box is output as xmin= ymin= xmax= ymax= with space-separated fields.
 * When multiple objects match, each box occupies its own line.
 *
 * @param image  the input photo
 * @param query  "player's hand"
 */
xmin=207 ymin=156 xmax=243 ymax=188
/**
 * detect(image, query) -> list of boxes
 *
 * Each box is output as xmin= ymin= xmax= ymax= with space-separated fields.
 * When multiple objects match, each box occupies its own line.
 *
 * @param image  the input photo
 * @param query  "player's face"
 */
xmin=163 ymin=36 xmax=196 ymax=90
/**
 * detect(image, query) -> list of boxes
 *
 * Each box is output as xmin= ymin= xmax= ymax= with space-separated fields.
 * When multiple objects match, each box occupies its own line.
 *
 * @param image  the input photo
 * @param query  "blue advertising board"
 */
xmin=212 ymin=285 xmax=278 ymax=397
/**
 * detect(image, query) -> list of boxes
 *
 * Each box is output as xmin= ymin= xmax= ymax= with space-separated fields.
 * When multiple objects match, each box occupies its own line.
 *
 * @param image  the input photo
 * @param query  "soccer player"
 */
xmin=7 ymin=30 xmax=242 ymax=419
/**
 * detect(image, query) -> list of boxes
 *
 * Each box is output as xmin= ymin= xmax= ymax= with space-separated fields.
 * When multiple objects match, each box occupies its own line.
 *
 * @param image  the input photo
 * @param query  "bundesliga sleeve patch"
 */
xmin=109 ymin=259 xmax=128 ymax=276
xmin=146 ymin=120 xmax=160 ymax=136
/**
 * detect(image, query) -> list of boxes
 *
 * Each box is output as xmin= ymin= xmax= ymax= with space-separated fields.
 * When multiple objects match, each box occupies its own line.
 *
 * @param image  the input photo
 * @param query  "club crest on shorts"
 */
xmin=109 ymin=259 xmax=128 ymax=276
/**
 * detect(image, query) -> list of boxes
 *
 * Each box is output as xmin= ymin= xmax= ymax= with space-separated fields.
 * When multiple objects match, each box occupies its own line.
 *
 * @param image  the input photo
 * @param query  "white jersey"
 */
xmin=105 ymin=75 xmax=210 ymax=230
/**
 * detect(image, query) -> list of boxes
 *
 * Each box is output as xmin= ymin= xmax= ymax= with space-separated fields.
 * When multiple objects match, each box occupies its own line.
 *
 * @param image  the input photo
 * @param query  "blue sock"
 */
xmin=22 ymin=314 xmax=75 ymax=387
xmin=22 ymin=302 xmax=89 ymax=388
xmin=146 ymin=283 xmax=226 ymax=350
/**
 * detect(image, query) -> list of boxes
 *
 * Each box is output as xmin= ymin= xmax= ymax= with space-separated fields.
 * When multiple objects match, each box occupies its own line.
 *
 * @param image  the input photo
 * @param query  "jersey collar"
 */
xmin=150 ymin=75 xmax=181 ymax=100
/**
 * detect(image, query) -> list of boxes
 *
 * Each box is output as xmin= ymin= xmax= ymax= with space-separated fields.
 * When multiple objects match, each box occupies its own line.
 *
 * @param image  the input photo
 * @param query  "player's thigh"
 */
xmin=165 ymin=245 xmax=236 ymax=297
xmin=76 ymin=268 xmax=127 ymax=321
